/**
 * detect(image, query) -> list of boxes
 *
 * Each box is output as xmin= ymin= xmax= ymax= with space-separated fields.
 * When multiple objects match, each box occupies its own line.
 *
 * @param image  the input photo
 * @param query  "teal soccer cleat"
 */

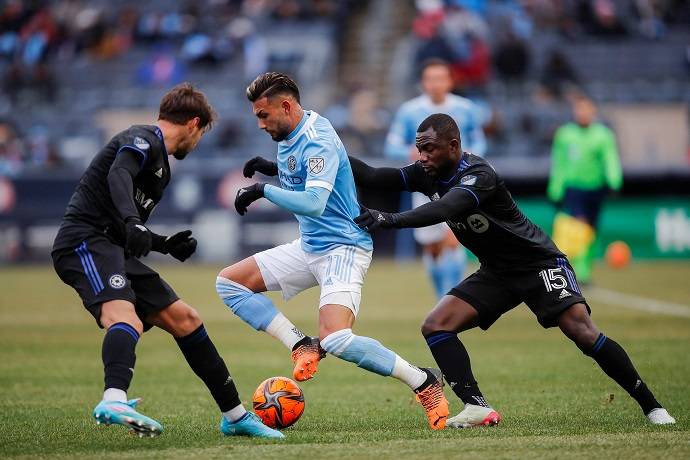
xmin=220 ymin=412 xmax=285 ymax=439
xmin=93 ymin=398 xmax=163 ymax=437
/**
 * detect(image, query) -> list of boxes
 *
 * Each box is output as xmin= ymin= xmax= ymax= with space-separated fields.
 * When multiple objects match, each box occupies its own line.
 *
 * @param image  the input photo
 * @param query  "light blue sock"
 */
xmin=438 ymin=246 xmax=466 ymax=295
xmin=320 ymin=329 xmax=395 ymax=376
xmin=215 ymin=277 xmax=278 ymax=331
xmin=423 ymin=254 xmax=446 ymax=299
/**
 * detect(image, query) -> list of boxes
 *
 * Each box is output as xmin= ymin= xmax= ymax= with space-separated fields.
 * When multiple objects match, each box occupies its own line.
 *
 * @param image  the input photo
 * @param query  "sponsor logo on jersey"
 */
xmin=460 ymin=175 xmax=477 ymax=186
xmin=133 ymin=136 xmax=150 ymax=150
xmin=154 ymin=168 xmax=163 ymax=178
xmin=135 ymin=188 xmax=155 ymax=210
xmin=287 ymin=155 xmax=297 ymax=172
xmin=308 ymin=157 xmax=325 ymax=174
xmin=447 ymin=220 xmax=466 ymax=231
xmin=467 ymin=213 xmax=489 ymax=233
xmin=109 ymin=274 xmax=126 ymax=289
xmin=558 ymin=289 xmax=571 ymax=299
xmin=431 ymin=193 xmax=440 ymax=201
xmin=279 ymin=170 xmax=303 ymax=185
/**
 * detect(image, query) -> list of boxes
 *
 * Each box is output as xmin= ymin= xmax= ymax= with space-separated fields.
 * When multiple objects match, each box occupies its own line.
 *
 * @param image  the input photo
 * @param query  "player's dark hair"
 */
xmin=419 ymin=58 xmax=452 ymax=78
xmin=158 ymin=83 xmax=216 ymax=129
xmin=417 ymin=113 xmax=461 ymax=145
xmin=246 ymin=72 xmax=301 ymax=104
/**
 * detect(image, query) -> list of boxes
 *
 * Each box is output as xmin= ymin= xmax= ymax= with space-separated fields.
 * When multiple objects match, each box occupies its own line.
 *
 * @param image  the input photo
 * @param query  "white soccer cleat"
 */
xmin=647 ymin=408 xmax=676 ymax=425
xmin=446 ymin=403 xmax=501 ymax=428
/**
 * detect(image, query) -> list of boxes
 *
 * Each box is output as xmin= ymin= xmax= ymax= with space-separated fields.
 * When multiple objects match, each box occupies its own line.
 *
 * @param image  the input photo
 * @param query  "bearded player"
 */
xmin=51 ymin=83 xmax=283 ymax=439
xmin=215 ymin=72 xmax=449 ymax=430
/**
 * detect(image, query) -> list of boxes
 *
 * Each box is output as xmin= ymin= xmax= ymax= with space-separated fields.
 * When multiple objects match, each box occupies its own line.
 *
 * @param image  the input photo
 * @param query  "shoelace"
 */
xmin=291 ymin=341 xmax=320 ymax=361
xmin=417 ymin=383 xmax=445 ymax=411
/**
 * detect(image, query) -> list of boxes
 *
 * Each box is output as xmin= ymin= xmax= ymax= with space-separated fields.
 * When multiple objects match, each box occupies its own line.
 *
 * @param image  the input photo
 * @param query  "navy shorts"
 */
xmin=51 ymin=232 xmax=178 ymax=329
xmin=449 ymin=256 xmax=590 ymax=329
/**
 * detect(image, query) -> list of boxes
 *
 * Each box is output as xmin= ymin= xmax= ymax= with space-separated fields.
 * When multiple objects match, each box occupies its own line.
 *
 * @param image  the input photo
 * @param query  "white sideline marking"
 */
xmin=587 ymin=287 xmax=690 ymax=318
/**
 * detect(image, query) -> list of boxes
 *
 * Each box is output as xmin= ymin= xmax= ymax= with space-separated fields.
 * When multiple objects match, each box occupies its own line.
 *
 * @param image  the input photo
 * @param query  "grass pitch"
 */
xmin=1 ymin=260 xmax=689 ymax=459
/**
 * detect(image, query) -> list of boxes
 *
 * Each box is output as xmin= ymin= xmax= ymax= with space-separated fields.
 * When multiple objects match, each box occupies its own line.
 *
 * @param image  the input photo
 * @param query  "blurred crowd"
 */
xmin=0 ymin=0 xmax=342 ymax=173
xmin=0 ymin=0 xmax=341 ymax=92
xmin=1 ymin=0 xmax=689 ymax=174
xmin=412 ymin=0 xmax=690 ymax=95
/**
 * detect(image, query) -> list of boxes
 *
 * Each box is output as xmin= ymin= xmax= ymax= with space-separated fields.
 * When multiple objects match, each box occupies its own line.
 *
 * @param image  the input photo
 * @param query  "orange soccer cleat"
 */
xmin=291 ymin=337 xmax=325 ymax=382
xmin=415 ymin=368 xmax=449 ymax=430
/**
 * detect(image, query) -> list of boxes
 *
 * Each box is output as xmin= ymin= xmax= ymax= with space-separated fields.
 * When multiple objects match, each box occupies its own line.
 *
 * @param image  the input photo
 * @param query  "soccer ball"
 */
xmin=605 ymin=240 xmax=632 ymax=269
xmin=252 ymin=376 xmax=305 ymax=428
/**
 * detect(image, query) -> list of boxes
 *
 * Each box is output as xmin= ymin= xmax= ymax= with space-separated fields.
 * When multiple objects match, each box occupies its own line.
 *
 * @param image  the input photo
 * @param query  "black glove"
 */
xmin=163 ymin=230 xmax=197 ymax=262
xmin=354 ymin=207 xmax=398 ymax=232
xmin=235 ymin=183 xmax=266 ymax=216
xmin=243 ymin=156 xmax=278 ymax=178
xmin=125 ymin=217 xmax=152 ymax=258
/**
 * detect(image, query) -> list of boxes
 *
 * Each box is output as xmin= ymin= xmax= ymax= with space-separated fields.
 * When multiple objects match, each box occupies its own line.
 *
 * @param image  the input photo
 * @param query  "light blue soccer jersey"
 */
xmin=275 ymin=111 xmax=372 ymax=254
xmin=384 ymin=94 xmax=487 ymax=159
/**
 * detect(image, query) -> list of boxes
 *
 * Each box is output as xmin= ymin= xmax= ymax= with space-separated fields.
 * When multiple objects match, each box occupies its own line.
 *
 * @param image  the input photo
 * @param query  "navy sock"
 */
xmin=176 ymin=324 xmax=241 ymax=412
xmin=586 ymin=333 xmax=661 ymax=414
xmin=425 ymin=331 xmax=489 ymax=407
xmin=102 ymin=322 xmax=139 ymax=392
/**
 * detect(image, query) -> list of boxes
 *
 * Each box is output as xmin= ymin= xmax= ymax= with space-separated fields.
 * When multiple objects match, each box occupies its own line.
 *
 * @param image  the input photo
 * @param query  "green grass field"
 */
xmin=1 ymin=261 xmax=689 ymax=459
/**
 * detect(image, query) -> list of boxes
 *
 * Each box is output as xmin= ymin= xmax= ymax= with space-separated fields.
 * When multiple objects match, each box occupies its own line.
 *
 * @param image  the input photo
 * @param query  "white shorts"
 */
xmin=412 ymin=192 xmax=448 ymax=245
xmin=254 ymin=239 xmax=372 ymax=316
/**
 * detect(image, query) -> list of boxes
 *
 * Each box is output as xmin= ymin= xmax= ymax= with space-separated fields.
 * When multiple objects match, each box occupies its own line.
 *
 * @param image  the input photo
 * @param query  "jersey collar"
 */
xmin=280 ymin=111 xmax=318 ymax=147
xmin=437 ymin=152 xmax=471 ymax=186
xmin=421 ymin=94 xmax=453 ymax=111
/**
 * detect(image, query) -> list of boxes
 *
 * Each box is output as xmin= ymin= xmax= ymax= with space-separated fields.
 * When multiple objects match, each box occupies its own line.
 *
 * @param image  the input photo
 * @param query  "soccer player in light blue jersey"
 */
xmin=215 ymin=72 xmax=449 ymax=430
xmin=385 ymin=59 xmax=488 ymax=299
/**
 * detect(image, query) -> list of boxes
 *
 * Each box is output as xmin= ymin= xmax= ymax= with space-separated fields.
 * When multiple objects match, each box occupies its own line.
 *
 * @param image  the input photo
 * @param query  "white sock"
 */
xmin=103 ymin=388 xmax=127 ymax=402
xmin=222 ymin=404 xmax=248 ymax=423
xmin=265 ymin=312 xmax=305 ymax=350
xmin=391 ymin=355 xmax=427 ymax=390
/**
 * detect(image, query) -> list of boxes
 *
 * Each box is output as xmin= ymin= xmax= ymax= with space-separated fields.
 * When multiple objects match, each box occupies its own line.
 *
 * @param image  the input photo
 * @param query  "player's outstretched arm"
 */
xmin=263 ymin=185 xmax=330 ymax=217
xmin=243 ymin=156 xmax=278 ymax=178
xmin=355 ymin=187 xmax=477 ymax=231
xmin=348 ymin=155 xmax=406 ymax=191
xmin=234 ymin=183 xmax=330 ymax=217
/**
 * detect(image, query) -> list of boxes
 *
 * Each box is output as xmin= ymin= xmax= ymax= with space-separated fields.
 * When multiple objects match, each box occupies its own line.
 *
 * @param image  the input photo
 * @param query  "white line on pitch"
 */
xmin=587 ymin=287 xmax=690 ymax=318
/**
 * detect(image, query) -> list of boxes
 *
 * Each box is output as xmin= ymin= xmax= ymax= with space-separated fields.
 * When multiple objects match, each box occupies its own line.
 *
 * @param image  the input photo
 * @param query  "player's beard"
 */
xmin=173 ymin=150 xmax=189 ymax=160
xmin=269 ymin=121 xmax=292 ymax=142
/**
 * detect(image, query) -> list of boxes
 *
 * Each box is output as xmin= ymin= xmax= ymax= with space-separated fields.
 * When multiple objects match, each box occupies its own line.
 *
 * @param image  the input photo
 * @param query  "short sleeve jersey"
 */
xmin=401 ymin=152 xmax=564 ymax=268
xmin=276 ymin=111 xmax=373 ymax=253
xmin=54 ymin=125 xmax=170 ymax=249
xmin=384 ymin=94 xmax=487 ymax=159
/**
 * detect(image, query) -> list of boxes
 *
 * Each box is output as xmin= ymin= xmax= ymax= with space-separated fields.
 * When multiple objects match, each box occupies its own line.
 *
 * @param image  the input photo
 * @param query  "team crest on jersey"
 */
xmin=467 ymin=213 xmax=489 ymax=233
xmin=308 ymin=157 xmax=325 ymax=174
xmin=288 ymin=155 xmax=297 ymax=172
xmin=109 ymin=274 xmax=126 ymax=289
xmin=460 ymin=175 xmax=477 ymax=186
xmin=133 ymin=137 xmax=150 ymax=150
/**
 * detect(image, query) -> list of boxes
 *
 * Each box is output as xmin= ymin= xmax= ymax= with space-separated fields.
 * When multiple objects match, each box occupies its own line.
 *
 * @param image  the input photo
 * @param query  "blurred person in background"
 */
xmin=0 ymin=119 xmax=24 ymax=176
xmin=385 ymin=59 xmax=486 ymax=299
xmin=547 ymin=96 xmax=622 ymax=284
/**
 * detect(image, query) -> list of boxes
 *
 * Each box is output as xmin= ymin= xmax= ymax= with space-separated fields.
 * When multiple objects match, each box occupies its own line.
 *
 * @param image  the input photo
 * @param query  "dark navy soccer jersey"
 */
xmin=400 ymin=152 xmax=564 ymax=268
xmin=55 ymin=125 xmax=170 ymax=249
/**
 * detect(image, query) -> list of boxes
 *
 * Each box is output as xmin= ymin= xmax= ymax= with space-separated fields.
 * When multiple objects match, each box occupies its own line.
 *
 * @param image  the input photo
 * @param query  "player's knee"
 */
xmin=558 ymin=305 xmax=599 ymax=349
xmin=217 ymin=257 xmax=265 ymax=292
xmin=421 ymin=314 xmax=446 ymax=337
xmin=180 ymin=305 xmax=202 ymax=333
xmin=100 ymin=301 xmax=143 ymax=334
